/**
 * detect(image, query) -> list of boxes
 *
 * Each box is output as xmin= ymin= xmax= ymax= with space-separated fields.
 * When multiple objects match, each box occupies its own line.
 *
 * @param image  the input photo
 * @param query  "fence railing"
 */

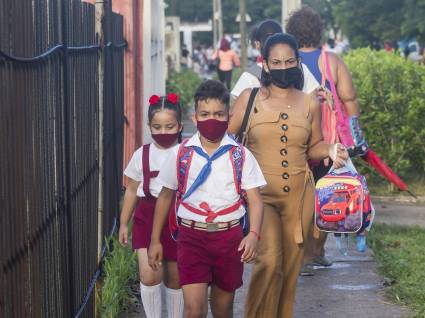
xmin=0 ymin=1 xmax=125 ymax=317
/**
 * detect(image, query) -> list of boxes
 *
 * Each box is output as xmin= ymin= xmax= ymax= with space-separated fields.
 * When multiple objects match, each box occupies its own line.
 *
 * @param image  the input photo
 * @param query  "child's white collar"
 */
xmin=185 ymin=132 xmax=238 ymax=149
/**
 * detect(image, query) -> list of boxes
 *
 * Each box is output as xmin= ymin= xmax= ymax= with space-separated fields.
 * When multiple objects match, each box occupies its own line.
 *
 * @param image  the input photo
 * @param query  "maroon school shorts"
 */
xmin=177 ymin=224 xmax=244 ymax=292
xmin=132 ymin=197 xmax=177 ymax=261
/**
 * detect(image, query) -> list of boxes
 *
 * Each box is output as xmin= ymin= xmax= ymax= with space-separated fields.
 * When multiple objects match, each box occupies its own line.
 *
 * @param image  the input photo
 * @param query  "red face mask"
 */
xmin=151 ymin=132 xmax=180 ymax=148
xmin=196 ymin=119 xmax=228 ymax=142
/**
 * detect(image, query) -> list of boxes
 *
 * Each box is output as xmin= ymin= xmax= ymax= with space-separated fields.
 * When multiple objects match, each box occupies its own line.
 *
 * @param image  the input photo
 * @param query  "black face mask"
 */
xmin=269 ymin=66 xmax=303 ymax=89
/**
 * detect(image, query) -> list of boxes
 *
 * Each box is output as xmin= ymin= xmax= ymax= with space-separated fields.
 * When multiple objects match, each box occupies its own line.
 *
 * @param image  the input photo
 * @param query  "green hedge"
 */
xmin=344 ymin=49 xmax=425 ymax=183
xmin=166 ymin=70 xmax=202 ymax=114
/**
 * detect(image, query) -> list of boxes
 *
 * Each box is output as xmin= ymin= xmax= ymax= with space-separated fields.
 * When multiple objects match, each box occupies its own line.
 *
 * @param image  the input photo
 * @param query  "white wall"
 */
xmin=165 ymin=16 xmax=181 ymax=75
xmin=143 ymin=0 xmax=166 ymax=142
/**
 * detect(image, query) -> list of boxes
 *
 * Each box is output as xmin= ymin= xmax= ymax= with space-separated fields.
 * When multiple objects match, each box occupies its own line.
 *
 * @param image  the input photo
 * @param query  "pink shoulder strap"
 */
xmin=323 ymin=52 xmax=346 ymax=121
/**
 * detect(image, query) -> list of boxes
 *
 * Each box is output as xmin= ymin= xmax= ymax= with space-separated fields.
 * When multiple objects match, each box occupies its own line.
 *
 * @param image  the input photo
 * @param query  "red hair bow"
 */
xmin=149 ymin=94 xmax=161 ymax=105
xmin=166 ymin=93 xmax=179 ymax=104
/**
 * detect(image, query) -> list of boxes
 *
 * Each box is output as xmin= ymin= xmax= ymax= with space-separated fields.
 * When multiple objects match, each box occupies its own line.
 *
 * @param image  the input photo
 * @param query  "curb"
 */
xmin=372 ymin=195 xmax=425 ymax=204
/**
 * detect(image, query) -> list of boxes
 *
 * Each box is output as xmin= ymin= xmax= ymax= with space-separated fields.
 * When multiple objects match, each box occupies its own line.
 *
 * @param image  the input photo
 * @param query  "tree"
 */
xmin=401 ymin=0 xmax=425 ymax=43
xmin=303 ymin=0 xmax=340 ymax=37
xmin=333 ymin=0 xmax=404 ymax=47
xmin=164 ymin=0 xmax=425 ymax=47
xmin=164 ymin=0 xmax=281 ymax=35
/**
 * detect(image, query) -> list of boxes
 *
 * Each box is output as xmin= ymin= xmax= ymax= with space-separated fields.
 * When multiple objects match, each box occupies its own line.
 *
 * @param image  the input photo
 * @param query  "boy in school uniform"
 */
xmin=148 ymin=80 xmax=266 ymax=318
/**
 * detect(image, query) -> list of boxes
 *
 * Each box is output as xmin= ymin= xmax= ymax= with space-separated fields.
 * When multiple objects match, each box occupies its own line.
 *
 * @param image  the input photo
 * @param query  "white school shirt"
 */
xmin=124 ymin=143 xmax=179 ymax=198
xmin=231 ymin=62 xmax=320 ymax=97
xmin=157 ymin=133 xmax=267 ymax=223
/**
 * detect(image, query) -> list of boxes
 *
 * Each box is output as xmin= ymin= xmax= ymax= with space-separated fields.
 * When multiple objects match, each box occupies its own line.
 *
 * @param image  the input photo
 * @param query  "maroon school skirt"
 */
xmin=132 ymin=196 xmax=177 ymax=261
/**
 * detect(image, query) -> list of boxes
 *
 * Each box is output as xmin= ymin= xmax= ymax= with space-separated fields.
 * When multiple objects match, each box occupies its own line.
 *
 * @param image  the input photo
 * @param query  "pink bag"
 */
xmin=322 ymin=52 xmax=354 ymax=148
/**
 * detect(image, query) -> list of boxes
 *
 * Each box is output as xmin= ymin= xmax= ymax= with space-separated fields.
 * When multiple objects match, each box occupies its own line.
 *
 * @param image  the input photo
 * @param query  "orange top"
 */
xmin=212 ymin=49 xmax=240 ymax=71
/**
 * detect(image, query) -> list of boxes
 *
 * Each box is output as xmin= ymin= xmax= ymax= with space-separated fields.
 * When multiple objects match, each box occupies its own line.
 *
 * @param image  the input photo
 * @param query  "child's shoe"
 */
xmin=335 ymin=234 xmax=349 ymax=256
xmin=356 ymin=234 xmax=367 ymax=252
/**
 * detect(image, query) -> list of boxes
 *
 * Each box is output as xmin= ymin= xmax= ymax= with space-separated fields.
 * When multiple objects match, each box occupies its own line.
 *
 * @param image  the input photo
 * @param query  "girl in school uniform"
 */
xmin=119 ymin=93 xmax=184 ymax=318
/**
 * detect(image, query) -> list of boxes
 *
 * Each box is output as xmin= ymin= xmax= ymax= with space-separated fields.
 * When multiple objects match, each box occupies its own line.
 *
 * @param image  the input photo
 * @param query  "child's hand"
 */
xmin=148 ymin=242 xmax=163 ymax=271
xmin=118 ymin=224 xmax=129 ymax=247
xmin=238 ymin=232 xmax=259 ymax=263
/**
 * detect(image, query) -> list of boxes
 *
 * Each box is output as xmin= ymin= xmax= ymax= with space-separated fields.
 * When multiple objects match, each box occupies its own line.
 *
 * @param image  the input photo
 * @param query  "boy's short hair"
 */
xmin=255 ymin=19 xmax=283 ymax=46
xmin=194 ymin=80 xmax=230 ymax=111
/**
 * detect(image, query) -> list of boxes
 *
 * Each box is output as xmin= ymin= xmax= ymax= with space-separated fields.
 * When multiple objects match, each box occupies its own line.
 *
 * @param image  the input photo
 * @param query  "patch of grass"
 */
xmin=230 ymin=67 xmax=243 ymax=89
xmin=97 ymin=227 xmax=138 ymax=318
xmin=368 ymin=224 xmax=425 ymax=317
xmin=368 ymin=179 xmax=425 ymax=197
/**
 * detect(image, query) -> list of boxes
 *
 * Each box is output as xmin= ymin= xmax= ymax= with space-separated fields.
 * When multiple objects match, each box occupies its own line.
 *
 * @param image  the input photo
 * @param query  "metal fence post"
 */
xmin=96 ymin=0 xmax=106 ymax=265
xmin=60 ymin=0 xmax=76 ymax=313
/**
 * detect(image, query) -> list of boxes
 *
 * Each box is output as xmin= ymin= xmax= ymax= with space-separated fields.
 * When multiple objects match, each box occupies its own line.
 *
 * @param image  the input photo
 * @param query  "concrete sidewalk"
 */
xmin=293 ymin=236 xmax=411 ymax=318
xmin=225 ymin=235 xmax=410 ymax=318
xmin=121 ymin=234 xmax=411 ymax=318
xmin=119 ymin=123 xmax=420 ymax=317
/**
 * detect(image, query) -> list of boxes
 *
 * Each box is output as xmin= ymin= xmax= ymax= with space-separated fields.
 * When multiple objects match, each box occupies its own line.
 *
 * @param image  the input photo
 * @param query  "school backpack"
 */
xmin=315 ymin=159 xmax=373 ymax=253
xmin=168 ymin=139 xmax=249 ymax=240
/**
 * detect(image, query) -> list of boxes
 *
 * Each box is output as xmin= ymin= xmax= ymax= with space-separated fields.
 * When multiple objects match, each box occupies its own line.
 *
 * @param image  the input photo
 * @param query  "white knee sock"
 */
xmin=165 ymin=287 xmax=184 ymax=318
xmin=140 ymin=282 xmax=162 ymax=318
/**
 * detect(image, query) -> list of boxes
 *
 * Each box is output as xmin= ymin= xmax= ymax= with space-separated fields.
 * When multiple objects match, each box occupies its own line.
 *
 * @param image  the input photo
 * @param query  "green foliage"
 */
xmin=166 ymin=70 xmax=202 ymax=114
xmin=97 ymin=233 xmax=138 ymax=318
xmin=344 ymin=48 xmax=425 ymax=183
xmin=304 ymin=0 xmax=340 ymax=37
xmin=401 ymin=0 xmax=425 ymax=43
xmin=166 ymin=0 xmax=425 ymax=47
xmin=368 ymin=224 xmax=425 ymax=317
xmin=165 ymin=0 xmax=281 ymax=35
xmin=333 ymin=0 xmax=425 ymax=47
xmin=334 ymin=0 xmax=404 ymax=47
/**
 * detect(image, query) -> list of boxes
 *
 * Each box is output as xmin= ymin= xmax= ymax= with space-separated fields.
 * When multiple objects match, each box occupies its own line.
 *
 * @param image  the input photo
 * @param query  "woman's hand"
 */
xmin=329 ymin=143 xmax=349 ymax=168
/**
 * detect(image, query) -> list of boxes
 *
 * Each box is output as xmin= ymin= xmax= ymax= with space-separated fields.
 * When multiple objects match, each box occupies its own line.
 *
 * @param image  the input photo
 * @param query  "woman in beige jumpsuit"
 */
xmin=229 ymin=33 xmax=348 ymax=318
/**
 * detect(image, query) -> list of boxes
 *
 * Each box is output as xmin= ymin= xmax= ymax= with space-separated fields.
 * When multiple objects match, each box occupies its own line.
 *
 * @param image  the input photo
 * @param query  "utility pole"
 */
xmin=282 ymin=0 xmax=301 ymax=29
xmin=213 ymin=0 xmax=223 ymax=47
xmin=217 ymin=0 xmax=223 ymax=43
xmin=239 ymin=0 xmax=247 ymax=70
xmin=213 ymin=0 xmax=217 ymax=46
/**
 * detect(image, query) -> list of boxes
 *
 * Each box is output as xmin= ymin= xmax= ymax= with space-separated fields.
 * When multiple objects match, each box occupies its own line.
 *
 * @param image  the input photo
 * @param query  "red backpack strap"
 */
xmin=229 ymin=144 xmax=245 ymax=194
xmin=142 ymin=144 xmax=159 ymax=197
xmin=176 ymin=139 xmax=194 ymax=200
xmin=169 ymin=139 xmax=194 ymax=241
xmin=230 ymin=143 xmax=250 ymax=236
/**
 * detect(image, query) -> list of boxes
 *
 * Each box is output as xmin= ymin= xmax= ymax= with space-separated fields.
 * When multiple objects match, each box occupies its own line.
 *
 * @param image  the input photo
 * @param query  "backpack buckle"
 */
xmin=206 ymin=223 xmax=219 ymax=232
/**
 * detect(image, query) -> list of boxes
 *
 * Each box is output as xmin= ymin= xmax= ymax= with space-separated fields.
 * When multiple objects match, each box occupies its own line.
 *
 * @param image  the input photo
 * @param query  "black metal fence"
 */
xmin=0 ymin=1 xmax=125 ymax=317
